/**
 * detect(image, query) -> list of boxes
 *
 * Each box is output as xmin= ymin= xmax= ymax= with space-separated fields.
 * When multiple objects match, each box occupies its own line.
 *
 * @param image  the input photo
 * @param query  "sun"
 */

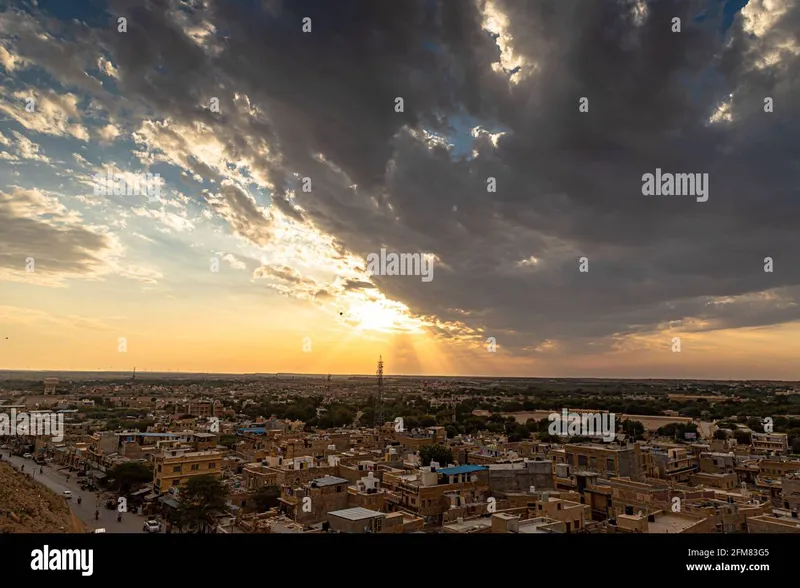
xmin=347 ymin=299 xmax=424 ymax=333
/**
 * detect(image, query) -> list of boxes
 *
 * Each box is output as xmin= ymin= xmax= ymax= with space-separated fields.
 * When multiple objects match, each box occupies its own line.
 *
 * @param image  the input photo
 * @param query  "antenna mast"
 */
xmin=374 ymin=356 xmax=384 ymax=428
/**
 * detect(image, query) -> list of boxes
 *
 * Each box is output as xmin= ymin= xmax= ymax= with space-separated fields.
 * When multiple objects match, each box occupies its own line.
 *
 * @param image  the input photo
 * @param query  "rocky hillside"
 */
xmin=0 ymin=461 xmax=82 ymax=533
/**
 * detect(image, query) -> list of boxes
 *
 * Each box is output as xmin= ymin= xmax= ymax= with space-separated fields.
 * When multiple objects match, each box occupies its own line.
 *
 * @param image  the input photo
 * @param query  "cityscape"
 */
xmin=1 ymin=367 xmax=800 ymax=539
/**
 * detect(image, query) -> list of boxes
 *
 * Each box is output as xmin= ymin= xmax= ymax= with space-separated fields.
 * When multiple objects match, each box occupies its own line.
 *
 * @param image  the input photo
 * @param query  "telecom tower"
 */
xmin=374 ymin=356 xmax=384 ymax=428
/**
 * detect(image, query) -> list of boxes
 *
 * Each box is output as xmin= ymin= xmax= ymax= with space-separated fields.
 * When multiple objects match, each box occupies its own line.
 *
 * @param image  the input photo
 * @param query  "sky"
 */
xmin=1 ymin=0 xmax=799 ymax=379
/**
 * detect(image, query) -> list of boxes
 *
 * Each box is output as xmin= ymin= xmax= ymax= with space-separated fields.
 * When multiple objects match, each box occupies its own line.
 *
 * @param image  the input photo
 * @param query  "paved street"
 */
xmin=1 ymin=453 xmax=150 ymax=533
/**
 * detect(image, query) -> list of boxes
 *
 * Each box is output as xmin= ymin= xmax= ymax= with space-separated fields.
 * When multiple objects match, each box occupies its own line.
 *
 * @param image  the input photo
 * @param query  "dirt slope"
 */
xmin=0 ymin=461 xmax=79 ymax=533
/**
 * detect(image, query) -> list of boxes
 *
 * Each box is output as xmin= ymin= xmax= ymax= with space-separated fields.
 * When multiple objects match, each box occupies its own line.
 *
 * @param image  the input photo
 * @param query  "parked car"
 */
xmin=143 ymin=520 xmax=162 ymax=533
xmin=93 ymin=528 xmax=106 ymax=533
xmin=62 ymin=491 xmax=72 ymax=499
xmin=23 ymin=453 xmax=32 ymax=459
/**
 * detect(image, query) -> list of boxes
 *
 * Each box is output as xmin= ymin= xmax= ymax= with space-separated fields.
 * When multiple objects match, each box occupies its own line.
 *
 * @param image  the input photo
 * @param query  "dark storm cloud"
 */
xmin=6 ymin=0 xmax=800 ymax=354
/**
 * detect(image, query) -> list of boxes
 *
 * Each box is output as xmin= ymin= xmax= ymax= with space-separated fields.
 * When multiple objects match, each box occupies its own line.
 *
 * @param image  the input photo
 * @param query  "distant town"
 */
xmin=2 ymin=364 xmax=800 ymax=534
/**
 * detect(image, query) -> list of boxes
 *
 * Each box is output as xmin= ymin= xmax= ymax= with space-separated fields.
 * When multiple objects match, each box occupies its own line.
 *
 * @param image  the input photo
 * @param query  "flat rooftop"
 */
xmin=328 ymin=507 xmax=384 ymax=521
xmin=443 ymin=518 xmax=492 ymax=533
xmin=648 ymin=514 xmax=698 ymax=533
xmin=518 ymin=518 xmax=562 ymax=534
xmin=312 ymin=476 xmax=349 ymax=487
xmin=438 ymin=465 xmax=488 ymax=476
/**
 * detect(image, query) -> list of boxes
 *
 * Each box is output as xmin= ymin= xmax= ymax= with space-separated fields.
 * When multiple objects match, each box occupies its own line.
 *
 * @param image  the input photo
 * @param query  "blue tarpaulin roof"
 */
xmin=437 ymin=465 xmax=487 ymax=476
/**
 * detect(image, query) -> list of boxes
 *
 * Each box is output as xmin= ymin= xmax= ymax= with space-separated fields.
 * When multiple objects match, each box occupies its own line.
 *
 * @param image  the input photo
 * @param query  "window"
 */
xmin=578 ymin=455 xmax=588 ymax=467
xmin=173 ymin=466 xmax=181 ymax=473
xmin=606 ymin=459 xmax=614 ymax=472
xmin=209 ymin=462 xmax=216 ymax=469
xmin=191 ymin=464 xmax=199 ymax=471
xmin=172 ymin=479 xmax=180 ymax=486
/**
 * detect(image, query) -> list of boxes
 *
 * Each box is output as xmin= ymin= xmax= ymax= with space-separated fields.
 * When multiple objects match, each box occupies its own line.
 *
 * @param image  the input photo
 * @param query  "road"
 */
xmin=2 ymin=453 xmax=150 ymax=533
xmin=697 ymin=420 xmax=718 ymax=440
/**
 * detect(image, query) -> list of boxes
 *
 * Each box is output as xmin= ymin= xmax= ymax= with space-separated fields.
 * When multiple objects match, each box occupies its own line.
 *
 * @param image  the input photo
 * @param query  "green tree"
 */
xmin=107 ymin=462 xmax=153 ymax=494
xmin=219 ymin=435 xmax=238 ymax=449
xmin=538 ymin=431 xmax=556 ymax=442
xmin=620 ymin=420 xmax=645 ymax=440
xmin=179 ymin=475 xmax=227 ymax=534
xmin=252 ymin=485 xmax=281 ymax=512
xmin=166 ymin=507 xmax=186 ymax=533
xmin=419 ymin=414 xmax=437 ymax=428
xmin=419 ymin=444 xmax=453 ymax=467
